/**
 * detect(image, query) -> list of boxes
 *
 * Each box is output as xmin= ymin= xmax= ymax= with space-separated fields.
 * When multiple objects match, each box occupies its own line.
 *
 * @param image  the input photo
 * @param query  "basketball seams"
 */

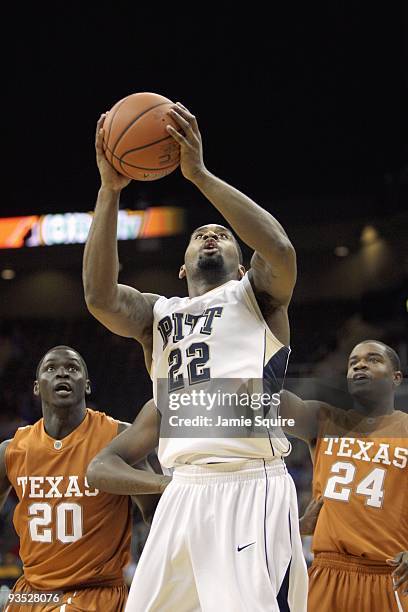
xmin=116 ymin=161 xmax=134 ymax=180
xmin=104 ymin=138 xmax=179 ymax=172
xmin=122 ymin=134 xmax=176 ymax=155
xmin=104 ymin=136 xmax=178 ymax=161
xmin=119 ymin=158 xmax=173 ymax=180
xmin=110 ymin=101 xmax=172 ymax=157
xmin=103 ymin=96 xmax=130 ymax=165
xmin=119 ymin=157 xmax=177 ymax=172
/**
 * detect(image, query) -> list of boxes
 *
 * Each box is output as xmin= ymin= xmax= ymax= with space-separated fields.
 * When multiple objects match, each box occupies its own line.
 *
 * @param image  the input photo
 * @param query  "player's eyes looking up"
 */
xmin=193 ymin=232 xmax=230 ymax=240
xmin=44 ymin=364 xmax=80 ymax=373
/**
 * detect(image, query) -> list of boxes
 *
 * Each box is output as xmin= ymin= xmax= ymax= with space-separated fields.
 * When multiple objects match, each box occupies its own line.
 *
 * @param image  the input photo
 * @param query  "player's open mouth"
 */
xmin=352 ymin=373 xmax=370 ymax=382
xmin=202 ymin=241 xmax=219 ymax=254
xmin=54 ymin=383 xmax=72 ymax=395
xmin=203 ymin=248 xmax=219 ymax=255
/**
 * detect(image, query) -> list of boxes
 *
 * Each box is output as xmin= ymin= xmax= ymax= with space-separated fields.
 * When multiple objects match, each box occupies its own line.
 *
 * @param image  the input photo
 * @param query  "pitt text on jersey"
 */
xmin=158 ymin=307 xmax=224 ymax=349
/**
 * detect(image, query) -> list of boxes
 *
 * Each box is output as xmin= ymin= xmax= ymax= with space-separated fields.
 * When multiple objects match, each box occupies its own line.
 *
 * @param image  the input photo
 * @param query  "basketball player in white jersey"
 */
xmin=84 ymin=102 xmax=308 ymax=611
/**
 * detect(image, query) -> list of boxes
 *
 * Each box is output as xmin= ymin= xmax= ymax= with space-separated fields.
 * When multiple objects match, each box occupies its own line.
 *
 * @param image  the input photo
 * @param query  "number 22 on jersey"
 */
xmin=168 ymin=342 xmax=210 ymax=392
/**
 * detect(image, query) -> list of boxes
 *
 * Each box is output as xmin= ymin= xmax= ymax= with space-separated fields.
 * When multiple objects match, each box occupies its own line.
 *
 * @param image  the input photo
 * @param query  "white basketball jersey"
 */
xmin=151 ymin=273 xmax=291 ymax=467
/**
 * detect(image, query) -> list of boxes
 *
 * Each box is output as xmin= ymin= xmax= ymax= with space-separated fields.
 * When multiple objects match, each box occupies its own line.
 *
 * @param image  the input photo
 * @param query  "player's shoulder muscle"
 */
xmin=249 ymin=248 xmax=296 ymax=307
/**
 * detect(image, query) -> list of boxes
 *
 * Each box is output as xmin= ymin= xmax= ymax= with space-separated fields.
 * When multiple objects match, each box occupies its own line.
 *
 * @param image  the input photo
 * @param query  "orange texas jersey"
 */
xmin=312 ymin=407 xmax=408 ymax=561
xmin=5 ymin=409 xmax=131 ymax=590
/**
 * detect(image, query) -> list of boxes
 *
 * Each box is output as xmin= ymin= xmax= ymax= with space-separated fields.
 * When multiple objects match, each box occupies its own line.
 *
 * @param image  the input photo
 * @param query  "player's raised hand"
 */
xmin=387 ymin=551 xmax=408 ymax=595
xmin=95 ymin=114 xmax=131 ymax=192
xmin=166 ymin=103 xmax=206 ymax=183
xmin=299 ymin=497 xmax=323 ymax=536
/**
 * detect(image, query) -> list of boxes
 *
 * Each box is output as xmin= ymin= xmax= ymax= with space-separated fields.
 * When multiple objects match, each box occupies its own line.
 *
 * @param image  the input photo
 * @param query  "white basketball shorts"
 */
xmin=125 ymin=459 xmax=308 ymax=611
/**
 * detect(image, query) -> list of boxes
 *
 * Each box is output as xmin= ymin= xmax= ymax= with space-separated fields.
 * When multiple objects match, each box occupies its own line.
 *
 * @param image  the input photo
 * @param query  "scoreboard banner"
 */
xmin=0 ymin=207 xmax=184 ymax=248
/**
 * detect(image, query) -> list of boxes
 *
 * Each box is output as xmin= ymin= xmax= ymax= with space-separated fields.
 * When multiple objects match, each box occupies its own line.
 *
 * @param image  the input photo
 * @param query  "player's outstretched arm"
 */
xmin=83 ymin=115 xmax=160 ymax=359
xmin=0 ymin=440 xmax=11 ymax=512
xmin=166 ymin=103 xmax=296 ymax=306
xmin=279 ymin=390 xmax=323 ymax=445
xmin=86 ymin=399 xmax=170 ymax=496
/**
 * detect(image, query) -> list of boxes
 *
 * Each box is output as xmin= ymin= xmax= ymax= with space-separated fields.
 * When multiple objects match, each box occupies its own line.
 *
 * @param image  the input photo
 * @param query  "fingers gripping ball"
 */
xmin=103 ymin=92 xmax=181 ymax=181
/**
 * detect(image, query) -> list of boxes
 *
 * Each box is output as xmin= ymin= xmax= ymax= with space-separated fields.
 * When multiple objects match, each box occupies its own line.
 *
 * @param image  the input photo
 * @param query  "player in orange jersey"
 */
xmin=280 ymin=340 xmax=408 ymax=611
xmin=0 ymin=345 xmax=164 ymax=612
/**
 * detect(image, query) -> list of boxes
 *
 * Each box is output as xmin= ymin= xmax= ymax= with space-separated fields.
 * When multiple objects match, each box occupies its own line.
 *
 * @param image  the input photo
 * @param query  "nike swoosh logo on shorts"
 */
xmin=237 ymin=542 xmax=256 ymax=552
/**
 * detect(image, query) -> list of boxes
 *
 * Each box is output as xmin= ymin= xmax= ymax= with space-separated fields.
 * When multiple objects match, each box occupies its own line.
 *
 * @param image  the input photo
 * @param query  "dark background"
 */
xmin=3 ymin=3 xmax=408 ymax=217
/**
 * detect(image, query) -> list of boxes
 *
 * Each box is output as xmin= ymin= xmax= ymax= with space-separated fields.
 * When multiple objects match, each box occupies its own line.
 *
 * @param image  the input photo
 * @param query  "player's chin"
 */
xmin=348 ymin=380 xmax=372 ymax=394
xmin=197 ymin=252 xmax=224 ymax=270
xmin=52 ymin=390 xmax=77 ymax=405
xmin=348 ymin=381 xmax=383 ymax=404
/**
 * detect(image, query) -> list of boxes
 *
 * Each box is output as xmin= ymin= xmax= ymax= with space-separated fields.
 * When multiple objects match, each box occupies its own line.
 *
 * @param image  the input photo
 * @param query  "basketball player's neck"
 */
xmin=187 ymin=270 xmax=237 ymax=298
xmin=353 ymin=394 xmax=394 ymax=417
xmin=42 ymin=402 xmax=87 ymax=439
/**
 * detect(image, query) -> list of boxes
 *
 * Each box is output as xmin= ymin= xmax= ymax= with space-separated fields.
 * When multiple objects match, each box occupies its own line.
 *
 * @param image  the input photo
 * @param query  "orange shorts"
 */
xmin=5 ymin=575 xmax=128 ymax=611
xmin=308 ymin=552 xmax=407 ymax=612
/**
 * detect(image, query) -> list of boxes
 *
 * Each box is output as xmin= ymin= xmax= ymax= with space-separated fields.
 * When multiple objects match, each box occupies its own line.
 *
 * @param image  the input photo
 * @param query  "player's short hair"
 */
xmin=36 ymin=346 xmax=89 ymax=379
xmin=358 ymin=340 xmax=402 ymax=372
xmin=189 ymin=226 xmax=243 ymax=264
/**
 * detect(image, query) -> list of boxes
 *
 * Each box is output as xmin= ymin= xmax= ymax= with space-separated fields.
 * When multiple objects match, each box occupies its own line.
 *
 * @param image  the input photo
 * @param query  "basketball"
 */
xmin=102 ymin=92 xmax=181 ymax=181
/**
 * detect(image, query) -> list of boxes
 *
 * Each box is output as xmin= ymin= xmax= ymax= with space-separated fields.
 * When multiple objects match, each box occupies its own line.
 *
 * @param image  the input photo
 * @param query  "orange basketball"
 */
xmin=102 ymin=92 xmax=180 ymax=181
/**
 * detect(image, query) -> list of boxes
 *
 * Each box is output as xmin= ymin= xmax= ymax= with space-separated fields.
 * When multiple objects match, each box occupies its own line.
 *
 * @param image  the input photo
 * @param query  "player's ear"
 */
xmin=85 ymin=380 xmax=91 ymax=395
xmin=238 ymin=265 xmax=245 ymax=279
xmin=33 ymin=381 xmax=40 ymax=396
xmin=179 ymin=264 xmax=186 ymax=280
xmin=393 ymin=371 xmax=403 ymax=387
